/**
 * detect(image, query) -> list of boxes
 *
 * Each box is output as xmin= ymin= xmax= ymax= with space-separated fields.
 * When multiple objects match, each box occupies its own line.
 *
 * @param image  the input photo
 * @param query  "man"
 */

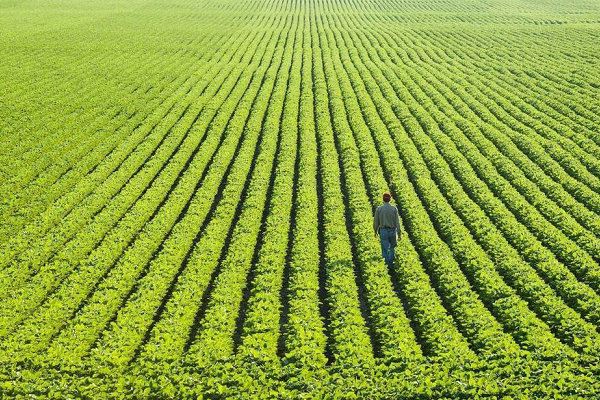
xmin=373 ymin=193 xmax=402 ymax=268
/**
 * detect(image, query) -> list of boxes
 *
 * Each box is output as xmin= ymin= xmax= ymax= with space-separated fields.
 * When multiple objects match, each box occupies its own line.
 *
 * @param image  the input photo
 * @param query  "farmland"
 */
xmin=1 ymin=0 xmax=600 ymax=397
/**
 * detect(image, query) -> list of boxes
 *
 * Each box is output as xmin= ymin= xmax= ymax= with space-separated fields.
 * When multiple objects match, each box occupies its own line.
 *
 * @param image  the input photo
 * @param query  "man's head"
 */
xmin=383 ymin=193 xmax=391 ymax=203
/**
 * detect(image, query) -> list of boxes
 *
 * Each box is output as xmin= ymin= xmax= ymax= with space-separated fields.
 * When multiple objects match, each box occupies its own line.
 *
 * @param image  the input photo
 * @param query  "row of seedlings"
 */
xmin=316 ymin=14 xmax=423 ymax=362
xmin=340 ymin=13 xmax=579 ymax=357
xmin=0 ymin=17 xmax=283 ymax=364
xmin=136 ymin=13 xmax=295 ymax=367
xmin=0 ymin=23 xmax=269 ymax=340
xmin=308 ymin=4 xmax=374 ymax=366
xmin=236 ymin=11 xmax=304 ymax=364
xmin=377 ymin=31 xmax=600 ymax=325
xmin=353 ymin=21 xmax=600 ymax=354
xmin=279 ymin=10 xmax=329 ymax=368
xmin=183 ymin=13 xmax=299 ymax=367
xmin=40 ymin=17 xmax=290 ymax=368
xmin=320 ymin=4 xmax=524 ymax=359
xmin=321 ymin=5 xmax=482 ymax=362
xmin=0 ymin=22 xmax=261 ymax=275
xmin=0 ymin=33 xmax=228 ymax=244
xmin=368 ymin=25 xmax=598 ymax=320
xmin=398 ymin=32 xmax=600 ymax=291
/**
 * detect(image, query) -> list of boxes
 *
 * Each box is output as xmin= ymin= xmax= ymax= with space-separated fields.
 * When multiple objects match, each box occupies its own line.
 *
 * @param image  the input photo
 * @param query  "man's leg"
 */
xmin=379 ymin=229 xmax=391 ymax=266
xmin=380 ymin=230 xmax=390 ymax=265
xmin=388 ymin=230 xmax=397 ymax=266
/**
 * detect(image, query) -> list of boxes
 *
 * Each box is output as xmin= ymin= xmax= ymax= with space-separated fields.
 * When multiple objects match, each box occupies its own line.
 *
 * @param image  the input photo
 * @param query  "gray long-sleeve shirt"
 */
xmin=373 ymin=203 xmax=401 ymax=234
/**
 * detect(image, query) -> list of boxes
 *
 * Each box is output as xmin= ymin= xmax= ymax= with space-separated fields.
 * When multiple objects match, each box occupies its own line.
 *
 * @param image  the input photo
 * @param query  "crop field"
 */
xmin=1 ymin=0 xmax=600 ymax=397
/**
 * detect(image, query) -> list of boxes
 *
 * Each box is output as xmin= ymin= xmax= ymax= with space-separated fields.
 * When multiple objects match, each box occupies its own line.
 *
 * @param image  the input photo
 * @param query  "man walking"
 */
xmin=373 ymin=193 xmax=402 ymax=268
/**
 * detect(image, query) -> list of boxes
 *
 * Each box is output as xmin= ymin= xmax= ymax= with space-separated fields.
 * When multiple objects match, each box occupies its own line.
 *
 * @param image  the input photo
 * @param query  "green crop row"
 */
xmin=1 ymin=0 xmax=599 ymax=396
xmin=0 ymin=16 xmax=280 ymax=364
xmin=0 ymin=25 xmax=269 ymax=347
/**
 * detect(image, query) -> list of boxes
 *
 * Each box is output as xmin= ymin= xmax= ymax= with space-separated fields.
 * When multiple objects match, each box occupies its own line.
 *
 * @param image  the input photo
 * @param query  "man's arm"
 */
xmin=395 ymin=207 xmax=402 ymax=239
xmin=373 ymin=207 xmax=379 ymax=236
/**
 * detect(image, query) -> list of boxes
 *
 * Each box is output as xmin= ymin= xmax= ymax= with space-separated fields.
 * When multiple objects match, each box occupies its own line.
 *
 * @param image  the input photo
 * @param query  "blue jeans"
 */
xmin=379 ymin=228 xmax=397 ymax=268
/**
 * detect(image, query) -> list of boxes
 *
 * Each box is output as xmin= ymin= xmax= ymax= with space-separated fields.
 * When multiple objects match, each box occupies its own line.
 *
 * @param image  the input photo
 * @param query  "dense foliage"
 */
xmin=1 ymin=0 xmax=599 ymax=397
